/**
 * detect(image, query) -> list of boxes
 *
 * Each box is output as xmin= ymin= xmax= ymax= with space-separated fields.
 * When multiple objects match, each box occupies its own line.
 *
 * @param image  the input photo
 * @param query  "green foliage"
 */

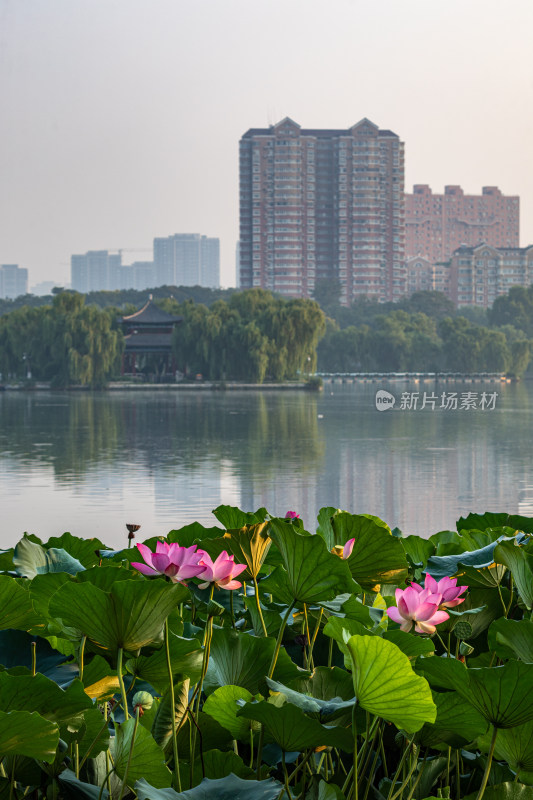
xmin=2 ymin=505 xmax=533 ymax=798
xmin=0 ymin=292 xmax=122 ymax=387
xmin=170 ymin=289 xmax=326 ymax=382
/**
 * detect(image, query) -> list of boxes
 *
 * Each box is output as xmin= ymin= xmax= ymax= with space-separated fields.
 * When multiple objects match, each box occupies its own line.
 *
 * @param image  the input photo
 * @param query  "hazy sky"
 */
xmin=1 ymin=0 xmax=532 ymax=289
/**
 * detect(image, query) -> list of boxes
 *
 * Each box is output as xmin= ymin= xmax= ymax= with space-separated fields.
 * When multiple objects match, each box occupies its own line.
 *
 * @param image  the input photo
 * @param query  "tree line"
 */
xmin=315 ymin=286 xmax=533 ymax=376
xmin=0 ymin=289 xmax=326 ymax=386
xmin=1 ymin=285 xmax=532 ymax=386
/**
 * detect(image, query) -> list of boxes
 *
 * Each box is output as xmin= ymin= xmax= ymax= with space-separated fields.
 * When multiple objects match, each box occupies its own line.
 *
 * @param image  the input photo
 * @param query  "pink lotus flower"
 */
xmin=131 ymin=542 xmax=205 ymax=585
xmin=421 ymin=574 xmax=467 ymax=608
xmin=285 ymin=511 xmax=300 ymax=519
xmin=342 ymin=538 xmax=355 ymax=559
xmin=197 ymin=550 xmax=247 ymax=591
xmin=386 ymin=585 xmax=449 ymax=634
xmin=331 ymin=538 xmax=355 ymax=559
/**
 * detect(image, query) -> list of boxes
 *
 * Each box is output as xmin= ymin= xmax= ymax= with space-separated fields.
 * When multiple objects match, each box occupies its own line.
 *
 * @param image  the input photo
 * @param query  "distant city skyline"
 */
xmin=1 ymin=0 xmax=532 ymax=289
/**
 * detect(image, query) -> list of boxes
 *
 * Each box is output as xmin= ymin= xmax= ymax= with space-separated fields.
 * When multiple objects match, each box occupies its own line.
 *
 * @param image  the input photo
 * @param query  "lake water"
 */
xmin=1 ymin=380 xmax=532 ymax=549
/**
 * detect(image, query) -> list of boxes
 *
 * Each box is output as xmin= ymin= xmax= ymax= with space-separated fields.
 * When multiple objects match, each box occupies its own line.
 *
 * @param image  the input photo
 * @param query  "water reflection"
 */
xmin=0 ymin=382 xmax=531 ymax=547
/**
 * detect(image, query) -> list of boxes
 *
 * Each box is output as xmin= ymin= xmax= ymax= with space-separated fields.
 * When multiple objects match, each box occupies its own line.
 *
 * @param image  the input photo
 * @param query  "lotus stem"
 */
xmin=385 ymin=734 xmax=415 ymax=800
xmin=31 ymin=641 xmax=36 ymax=677
xmin=79 ymin=635 xmax=86 ymax=682
xmin=404 ymin=750 xmax=428 ymax=800
xmin=165 ymin=617 xmax=182 ymax=792
xmin=190 ymin=585 xmax=215 ymax=775
xmin=389 ymin=743 xmax=419 ymax=800
xmin=118 ymin=708 xmax=140 ymax=800
xmin=253 ymin=575 xmax=268 ymax=637
xmin=308 ymin=607 xmax=323 ymax=668
xmin=475 ymin=725 xmax=498 ymax=800
xmin=267 ymin=599 xmax=296 ymax=679
xmin=116 ymin=647 xmax=129 ymax=721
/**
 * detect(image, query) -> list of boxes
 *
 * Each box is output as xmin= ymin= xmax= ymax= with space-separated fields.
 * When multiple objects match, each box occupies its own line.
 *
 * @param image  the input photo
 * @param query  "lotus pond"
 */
xmin=2 ymin=507 xmax=533 ymax=800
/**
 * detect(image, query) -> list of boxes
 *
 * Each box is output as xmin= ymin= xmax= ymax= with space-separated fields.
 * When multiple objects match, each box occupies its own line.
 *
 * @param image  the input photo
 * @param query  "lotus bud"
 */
xmin=459 ymin=641 xmax=475 ymax=657
xmin=132 ymin=691 xmax=154 ymax=716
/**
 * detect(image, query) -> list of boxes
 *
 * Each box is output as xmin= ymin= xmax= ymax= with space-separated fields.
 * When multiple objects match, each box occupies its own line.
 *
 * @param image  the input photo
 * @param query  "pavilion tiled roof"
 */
xmin=121 ymin=298 xmax=182 ymax=325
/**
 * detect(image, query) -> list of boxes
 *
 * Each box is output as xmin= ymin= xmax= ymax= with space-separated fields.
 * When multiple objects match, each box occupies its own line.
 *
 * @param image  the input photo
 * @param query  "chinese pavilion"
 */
xmin=120 ymin=297 xmax=182 ymax=378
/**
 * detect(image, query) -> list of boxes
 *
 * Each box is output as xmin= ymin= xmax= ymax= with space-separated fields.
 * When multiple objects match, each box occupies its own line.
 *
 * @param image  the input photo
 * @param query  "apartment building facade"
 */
xmin=71 ymin=251 xmax=123 ymax=293
xmin=0 ymin=264 xmax=28 ymax=299
xmin=153 ymin=234 xmax=220 ymax=288
xmin=405 ymin=185 xmax=519 ymax=263
xmin=449 ymin=244 xmax=533 ymax=308
xmin=239 ymin=117 xmax=405 ymax=304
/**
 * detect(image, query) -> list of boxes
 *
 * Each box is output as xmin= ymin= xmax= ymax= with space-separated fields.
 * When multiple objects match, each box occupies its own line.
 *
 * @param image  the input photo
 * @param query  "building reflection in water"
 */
xmin=0 ymin=381 xmax=531 ymax=546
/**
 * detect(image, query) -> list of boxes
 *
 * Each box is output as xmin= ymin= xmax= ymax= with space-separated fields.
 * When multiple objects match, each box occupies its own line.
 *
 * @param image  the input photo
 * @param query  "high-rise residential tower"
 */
xmin=71 ymin=251 xmax=122 ymax=293
xmin=405 ymin=185 xmax=519 ymax=263
xmin=0 ymin=264 xmax=28 ymax=299
xmin=153 ymin=234 xmax=220 ymax=288
xmin=239 ymin=117 xmax=405 ymax=304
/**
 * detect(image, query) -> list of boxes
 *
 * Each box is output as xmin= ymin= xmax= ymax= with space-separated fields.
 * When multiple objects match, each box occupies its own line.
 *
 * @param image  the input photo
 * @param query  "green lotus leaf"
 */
xmin=289 ymin=666 xmax=357 ymax=705
xmin=0 ymin=549 xmax=14 ymax=573
xmin=458 ymin=527 xmax=518 ymax=550
xmin=77 ymin=565 xmax=138 ymax=591
xmin=204 ymin=628 xmax=306 ymax=696
xmin=236 ymin=700 xmax=353 ymax=752
xmin=136 ymin=773 xmax=283 ymax=800
xmin=457 ymin=512 xmax=533 ymax=534
xmin=260 ymin=566 xmax=299 ymax=606
xmin=417 ymin=690 xmax=488 ymax=748
xmin=114 ymin=717 xmax=172 ymax=789
xmin=44 ymin=532 xmax=106 ymax=568
xmin=383 ymin=630 xmax=435 ymax=659
xmin=0 ymin=575 xmax=42 ymax=632
xmin=212 ymin=505 xmax=268 ymax=529
xmin=243 ymin=596 xmax=281 ymax=637
xmin=316 ymin=507 xmax=344 ymax=551
xmin=265 ymin=676 xmax=356 ymax=722
xmin=317 ymin=782 xmax=346 ymax=800
xmin=426 ymin=537 xmax=515 ymax=582
xmin=220 ymin=522 xmax=272 ymax=579
xmin=465 ymin=662 xmax=533 ymax=728
xmin=488 ymin=720 xmax=533 ymax=776
xmin=203 ymin=685 xmax=262 ymax=741
xmin=151 ymin=678 xmax=189 ymax=750
xmin=439 ymin=587 xmax=504 ymax=639
xmin=268 ymin=521 xmax=357 ymax=603
xmin=0 ymin=709 xmax=59 ymax=762
xmin=49 ymin=578 xmax=187 ymax=654
xmin=327 ymin=512 xmax=408 ymax=590
xmin=13 ymin=535 xmax=85 ymax=578
xmin=458 ymin=562 xmax=507 ymax=588
xmin=176 ymin=712 xmax=233 ymax=760
xmin=61 ymin=705 xmax=111 ymax=762
xmin=401 ymin=535 xmax=435 ymax=568
xmin=179 ymin=750 xmax=256 ymax=789
xmin=488 ymin=618 xmax=533 ymax=663
xmin=166 ymin=522 xmax=224 ymax=548
xmin=0 ymin=630 xmax=75 ymax=686
xmin=421 ymin=657 xmax=533 ymax=729
xmin=0 ymin=672 xmax=92 ymax=727
xmin=415 ymin=653 xmax=470 ymax=691
xmin=494 ymin=540 xmax=533 ymax=609
xmin=463 ymin=783 xmax=533 ymax=799
xmin=57 ymin=767 xmax=110 ymax=799
xmin=127 ymin=634 xmax=203 ymax=693
xmin=345 ymin=635 xmax=436 ymax=733
xmin=29 ymin=572 xmax=71 ymax=616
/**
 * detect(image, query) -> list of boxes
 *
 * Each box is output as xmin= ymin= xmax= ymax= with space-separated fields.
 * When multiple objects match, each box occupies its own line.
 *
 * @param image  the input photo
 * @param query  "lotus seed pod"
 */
xmin=132 ymin=691 xmax=154 ymax=711
xmin=453 ymin=621 xmax=473 ymax=640
xmin=459 ymin=641 xmax=475 ymax=656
